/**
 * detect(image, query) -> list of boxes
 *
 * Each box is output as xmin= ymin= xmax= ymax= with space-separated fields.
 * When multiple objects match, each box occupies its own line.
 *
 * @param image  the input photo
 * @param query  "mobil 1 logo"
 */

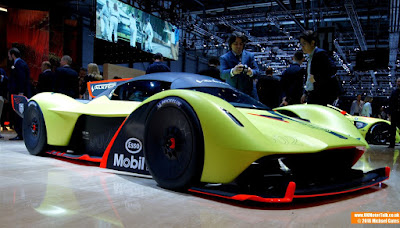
xmin=112 ymin=137 xmax=149 ymax=175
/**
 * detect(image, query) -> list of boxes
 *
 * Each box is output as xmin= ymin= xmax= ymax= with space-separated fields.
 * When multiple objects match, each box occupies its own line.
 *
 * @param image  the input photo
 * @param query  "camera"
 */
xmin=242 ymin=64 xmax=248 ymax=74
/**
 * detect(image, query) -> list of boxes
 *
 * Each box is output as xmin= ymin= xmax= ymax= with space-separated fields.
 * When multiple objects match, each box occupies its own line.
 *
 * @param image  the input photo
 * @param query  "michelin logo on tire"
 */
xmin=157 ymin=98 xmax=181 ymax=109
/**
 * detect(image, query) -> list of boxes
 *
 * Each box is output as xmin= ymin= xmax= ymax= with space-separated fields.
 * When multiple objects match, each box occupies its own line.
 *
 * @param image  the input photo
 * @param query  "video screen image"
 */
xmin=96 ymin=0 xmax=179 ymax=60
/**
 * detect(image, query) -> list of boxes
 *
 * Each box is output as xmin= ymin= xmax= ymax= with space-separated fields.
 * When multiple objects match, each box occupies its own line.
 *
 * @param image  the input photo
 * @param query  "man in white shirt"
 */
xmin=350 ymin=94 xmax=364 ymax=116
xmin=143 ymin=17 xmax=154 ymax=52
xmin=129 ymin=13 xmax=137 ymax=47
xmin=109 ymin=2 xmax=121 ymax=43
xmin=98 ymin=0 xmax=111 ymax=41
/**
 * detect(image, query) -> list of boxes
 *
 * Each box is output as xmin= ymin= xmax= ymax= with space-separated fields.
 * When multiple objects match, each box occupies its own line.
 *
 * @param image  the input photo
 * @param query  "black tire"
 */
xmin=366 ymin=123 xmax=391 ymax=145
xmin=23 ymin=101 xmax=48 ymax=155
xmin=144 ymin=97 xmax=204 ymax=191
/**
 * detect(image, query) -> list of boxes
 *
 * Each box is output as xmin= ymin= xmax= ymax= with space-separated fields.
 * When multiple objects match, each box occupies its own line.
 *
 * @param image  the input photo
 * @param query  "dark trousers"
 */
xmin=389 ymin=113 xmax=400 ymax=146
xmin=13 ymin=111 xmax=22 ymax=137
xmin=307 ymin=91 xmax=336 ymax=106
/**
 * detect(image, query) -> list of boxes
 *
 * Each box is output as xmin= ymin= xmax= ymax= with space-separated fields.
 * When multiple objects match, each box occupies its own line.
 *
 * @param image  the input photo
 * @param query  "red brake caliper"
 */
xmin=169 ymin=138 xmax=176 ymax=149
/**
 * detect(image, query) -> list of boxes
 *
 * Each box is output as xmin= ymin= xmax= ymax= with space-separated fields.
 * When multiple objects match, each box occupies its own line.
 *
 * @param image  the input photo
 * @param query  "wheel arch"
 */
xmin=29 ymin=93 xmax=83 ymax=146
xmin=141 ymin=90 xmax=278 ymax=184
xmin=365 ymin=121 xmax=391 ymax=144
xmin=143 ymin=96 xmax=205 ymax=190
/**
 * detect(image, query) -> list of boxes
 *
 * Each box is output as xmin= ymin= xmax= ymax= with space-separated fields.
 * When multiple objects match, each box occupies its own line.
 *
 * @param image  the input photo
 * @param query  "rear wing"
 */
xmin=87 ymin=78 xmax=131 ymax=98
xmin=11 ymin=94 xmax=29 ymax=118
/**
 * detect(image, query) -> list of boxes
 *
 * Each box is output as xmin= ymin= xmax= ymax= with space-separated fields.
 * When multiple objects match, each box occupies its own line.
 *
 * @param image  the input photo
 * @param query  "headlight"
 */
xmin=355 ymin=121 xmax=367 ymax=129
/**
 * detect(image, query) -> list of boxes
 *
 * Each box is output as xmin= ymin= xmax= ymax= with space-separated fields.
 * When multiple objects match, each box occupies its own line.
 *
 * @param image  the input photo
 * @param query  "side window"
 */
xmin=112 ymin=80 xmax=171 ymax=101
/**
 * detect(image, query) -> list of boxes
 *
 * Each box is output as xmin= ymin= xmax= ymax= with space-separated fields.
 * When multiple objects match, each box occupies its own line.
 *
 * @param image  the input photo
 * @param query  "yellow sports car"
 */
xmin=13 ymin=72 xmax=389 ymax=203
xmin=326 ymin=105 xmax=400 ymax=145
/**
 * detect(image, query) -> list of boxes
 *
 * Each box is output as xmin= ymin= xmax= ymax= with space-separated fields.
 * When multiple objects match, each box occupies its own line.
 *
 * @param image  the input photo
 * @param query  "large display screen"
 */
xmin=96 ymin=0 xmax=179 ymax=60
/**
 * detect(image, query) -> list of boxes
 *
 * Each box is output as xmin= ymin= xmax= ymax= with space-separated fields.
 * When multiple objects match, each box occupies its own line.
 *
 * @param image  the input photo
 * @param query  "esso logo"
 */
xmin=125 ymin=138 xmax=142 ymax=154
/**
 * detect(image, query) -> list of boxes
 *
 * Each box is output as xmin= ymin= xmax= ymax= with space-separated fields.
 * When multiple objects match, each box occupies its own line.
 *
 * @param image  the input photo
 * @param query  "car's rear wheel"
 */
xmin=23 ymin=101 xmax=48 ymax=155
xmin=367 ymin=123 xmax=391 ymax=145
xmin=144 ymin=97 xmax=204 ymax=191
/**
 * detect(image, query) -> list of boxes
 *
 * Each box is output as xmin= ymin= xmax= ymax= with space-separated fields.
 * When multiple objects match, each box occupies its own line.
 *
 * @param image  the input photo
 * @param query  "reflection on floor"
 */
xmin=0 ymin=130 xmax=399 ymax=227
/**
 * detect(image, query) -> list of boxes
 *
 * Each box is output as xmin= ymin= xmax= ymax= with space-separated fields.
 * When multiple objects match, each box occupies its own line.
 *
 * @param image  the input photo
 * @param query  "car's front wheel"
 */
xmin=144 ymin=97 xmax=204 ymax=191
xmin=23 ymin=101 xmax=48 ymax=155
xmin=367 ymin=123 xmax=391 ymax=145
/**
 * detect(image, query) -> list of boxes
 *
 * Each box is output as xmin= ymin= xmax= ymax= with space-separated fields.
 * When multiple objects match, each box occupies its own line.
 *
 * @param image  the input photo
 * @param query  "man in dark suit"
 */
xmin=8 ymin=47 xmax=32 ymax=140
xmin=299 ymin=30 xmax=338 ymax=105
xmin=220 ymin=31 xmax=259 ymax=98
xmin=332 ymin=96 xmax=343 ymax=109
xmin=37 ymin=61 xmax=55 ymax=93
xmin=55 ymin=55 xmax=79 ymax=98
xmin=146 ymin=53 xmax=171 ymax=74
xmin=257 ymin=67 xmax=282 ymax=108
xmin=197 ymin=57 xmax=221 ymax=80
xmin=280 ymin=51 xmax=306 ymax=105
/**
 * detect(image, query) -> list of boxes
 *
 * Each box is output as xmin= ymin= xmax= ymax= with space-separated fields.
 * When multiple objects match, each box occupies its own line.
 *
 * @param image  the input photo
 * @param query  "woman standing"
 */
xmin=79 ymin=63 xmax=103 ymax=99
xmin=361 ymin=96 xmax=373 ymax=117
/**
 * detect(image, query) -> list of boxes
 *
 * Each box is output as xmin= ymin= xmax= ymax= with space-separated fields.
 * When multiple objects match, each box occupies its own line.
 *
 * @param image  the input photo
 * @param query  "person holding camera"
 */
xmin=220 ymin=31 xmax=259 ymax=98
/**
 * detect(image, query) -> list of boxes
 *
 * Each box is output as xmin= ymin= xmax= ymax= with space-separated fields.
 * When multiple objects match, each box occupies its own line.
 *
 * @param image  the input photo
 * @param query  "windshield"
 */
xmin=189 ymin=87 xmax=270 ymax=110
xmin=111 ymin=80 xmax=171 ymax=101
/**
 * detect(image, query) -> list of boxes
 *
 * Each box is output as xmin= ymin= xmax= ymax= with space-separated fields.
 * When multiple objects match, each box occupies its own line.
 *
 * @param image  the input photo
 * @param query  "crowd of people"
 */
xmin=349 ymin=94 xmax=375 ymax=117
xmin=197 ymin=30 xmax=341 ymax=107
xmin=1 ymin=30 xmax=399 ymax=146
xmin=0 ymin=47 xmax=106 ymax=140
xmin=195 ymin=30 xmax=395 ymax=124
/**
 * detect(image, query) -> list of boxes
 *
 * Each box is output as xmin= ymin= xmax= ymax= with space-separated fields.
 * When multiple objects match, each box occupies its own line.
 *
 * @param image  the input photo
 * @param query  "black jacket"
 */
xmin=146 ymin=62 xmax=171 ymax=74
xmin=55 ymin=65 xmax=79 ymax=98
xmin=80 ymin=74 xmax=103 ymax=96
xmin=198 ymin=66 xmax=221 ymax=80
xmin=8 ymin=58 xmax=32 ymax=98
xmin=281 ymin=63 xmax=305 ymax=104
xmin=310 ymin=48 xmax=337 ymax=98
xmin=0 ymin=68 xmax=8 ymax=98
xmin=308 ymin=48 xmax=338 ymax=105
xmin=388 ymin=88 xmax=400 ymax=115
xmin=37 ymin=70 xmax=55 ymax=93
xmin=257 ymin=75 xmax=282 ymax=108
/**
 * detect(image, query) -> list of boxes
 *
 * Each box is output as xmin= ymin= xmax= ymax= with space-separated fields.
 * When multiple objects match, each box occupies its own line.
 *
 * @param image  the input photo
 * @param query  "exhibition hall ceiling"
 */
xmin=180 ymin=0 xmax=395 ymax=59
xmin=0 ymin=0 xmax=398 ymax=70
